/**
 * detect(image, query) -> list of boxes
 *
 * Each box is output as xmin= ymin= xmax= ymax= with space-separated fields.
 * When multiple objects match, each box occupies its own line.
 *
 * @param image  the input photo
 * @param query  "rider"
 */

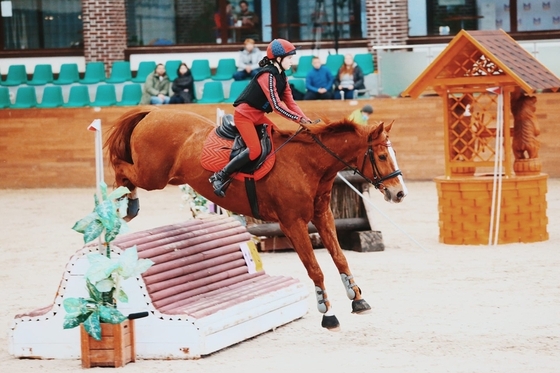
xmin=210 ymin=38 xmax=313 ymax=197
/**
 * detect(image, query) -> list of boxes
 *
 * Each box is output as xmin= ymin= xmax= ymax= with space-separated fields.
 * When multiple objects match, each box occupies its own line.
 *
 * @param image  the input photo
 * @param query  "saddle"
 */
xmin=200 ymin=114 xmax=276 ymax=182
xmin=215 ymin=114 xmax=272 ymax=173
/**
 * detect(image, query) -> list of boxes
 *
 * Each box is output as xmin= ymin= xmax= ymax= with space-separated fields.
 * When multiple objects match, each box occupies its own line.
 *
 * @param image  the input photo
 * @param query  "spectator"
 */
xmin=334 ymin=53 xmax=366 ymax=100
xmin=237 ymin=0 xmax=260 ymax=40
xmin=348 ymin=104 xmax=374 ymax=125
xmin=233 ymin=38 xmax=262 ymax=80
xmin=169 ymin=63 xmax=194 ymax=104
xmin=141 ymin=63 xmax=171 ymax=105
xmin=214 ymin=0 xmax=234 ymax=44
xmin=304 ymin=56 xmax=334 ymax=100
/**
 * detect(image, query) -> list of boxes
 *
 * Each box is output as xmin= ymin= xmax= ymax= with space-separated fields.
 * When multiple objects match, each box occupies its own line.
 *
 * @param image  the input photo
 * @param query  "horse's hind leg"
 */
xmin=312 ymin=206 xmax=372 ymax=315
xmin=278 ymin=219 xmax=340 ymax=331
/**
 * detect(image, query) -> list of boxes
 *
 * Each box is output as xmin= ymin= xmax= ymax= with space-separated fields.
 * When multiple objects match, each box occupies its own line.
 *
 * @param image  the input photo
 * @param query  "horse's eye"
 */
xmin=379 ymin=154 xmax=387 ymax=161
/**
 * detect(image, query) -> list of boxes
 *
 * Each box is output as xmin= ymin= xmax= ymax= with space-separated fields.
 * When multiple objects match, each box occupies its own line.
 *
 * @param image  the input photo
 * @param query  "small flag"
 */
xmin=486 ymin=87 xmax=502 ymax=95
xmin=88 ymin=119 xmax=101 ymax=132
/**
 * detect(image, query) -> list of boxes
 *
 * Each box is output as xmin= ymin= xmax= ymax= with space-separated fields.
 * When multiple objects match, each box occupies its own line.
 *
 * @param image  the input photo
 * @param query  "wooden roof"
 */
xmin=402 ymin=30 xmax=560 ymax=98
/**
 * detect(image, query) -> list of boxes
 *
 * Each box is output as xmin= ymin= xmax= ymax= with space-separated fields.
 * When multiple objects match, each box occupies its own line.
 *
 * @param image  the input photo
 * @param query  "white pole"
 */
xmin=487 ymin=88 xmax=503 ymax=246
xmin=87 ymin=119 xmax=103 ymax=251
xmin=493 ymin=91 xmax=504 ymax=245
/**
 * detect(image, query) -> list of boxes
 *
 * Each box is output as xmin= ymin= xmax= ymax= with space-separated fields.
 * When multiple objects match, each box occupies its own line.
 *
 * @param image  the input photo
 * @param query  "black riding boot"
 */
xmin=209 ymin=149 xmax=251 ymax=197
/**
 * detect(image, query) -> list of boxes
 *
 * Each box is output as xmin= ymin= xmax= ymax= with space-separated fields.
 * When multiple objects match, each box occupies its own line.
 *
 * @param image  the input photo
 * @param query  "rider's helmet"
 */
xmin=266 ymin=39 xmax=298 ymax=60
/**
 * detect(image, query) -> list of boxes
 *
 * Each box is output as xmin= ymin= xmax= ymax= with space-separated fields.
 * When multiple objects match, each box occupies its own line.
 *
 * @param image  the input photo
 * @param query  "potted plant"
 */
xmin=62 ymin=182 xmax=153 ymax=367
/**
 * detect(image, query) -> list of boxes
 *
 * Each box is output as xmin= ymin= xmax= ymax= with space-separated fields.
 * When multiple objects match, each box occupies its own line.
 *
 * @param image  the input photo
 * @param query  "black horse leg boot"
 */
xmin=210 ymin=149 xmax=251 ymax=197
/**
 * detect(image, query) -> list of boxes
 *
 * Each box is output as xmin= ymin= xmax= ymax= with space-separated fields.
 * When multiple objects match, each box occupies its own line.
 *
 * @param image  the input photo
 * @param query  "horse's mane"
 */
xmin=276 ymin=118 xmax=371 ymax=138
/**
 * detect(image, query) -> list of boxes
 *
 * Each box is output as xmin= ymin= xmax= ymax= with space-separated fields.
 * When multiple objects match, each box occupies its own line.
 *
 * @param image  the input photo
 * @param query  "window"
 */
xmin=409 ymin=0 xmax=560 ymax=37
xmin=1 ymin=0 xmax=82 ymax=50
xmin=125 ymin=0 xmax=366 ymax=47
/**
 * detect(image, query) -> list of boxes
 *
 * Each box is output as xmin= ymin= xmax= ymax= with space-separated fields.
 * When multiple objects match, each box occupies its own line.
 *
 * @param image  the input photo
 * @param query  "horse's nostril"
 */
xmin=397 ymin=191 xmax=404 ymax=199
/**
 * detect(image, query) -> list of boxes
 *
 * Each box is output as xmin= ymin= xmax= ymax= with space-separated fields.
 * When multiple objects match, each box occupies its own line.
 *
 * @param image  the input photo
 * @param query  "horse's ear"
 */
xmin=370 ymin=122 xmax=385 ymax=141
xmin=385 ymin=120 xmax=394 ymax=133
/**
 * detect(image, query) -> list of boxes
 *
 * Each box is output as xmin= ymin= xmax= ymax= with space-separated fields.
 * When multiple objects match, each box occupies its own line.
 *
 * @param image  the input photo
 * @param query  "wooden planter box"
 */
xmin=80 ymin=319 xmax=135 ymax=368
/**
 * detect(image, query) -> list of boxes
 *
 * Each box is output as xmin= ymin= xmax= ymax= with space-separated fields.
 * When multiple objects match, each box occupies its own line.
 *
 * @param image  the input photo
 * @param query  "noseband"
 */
xmin=359 ymin=140 xmax=403 ymax=189
xmin=309 ymin=133 xmax=402 ymax=190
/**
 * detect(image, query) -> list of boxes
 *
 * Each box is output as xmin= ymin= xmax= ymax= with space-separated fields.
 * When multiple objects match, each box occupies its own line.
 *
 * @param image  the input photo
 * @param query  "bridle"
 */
xmin=308 ymin=131 xmax=403 ymax=190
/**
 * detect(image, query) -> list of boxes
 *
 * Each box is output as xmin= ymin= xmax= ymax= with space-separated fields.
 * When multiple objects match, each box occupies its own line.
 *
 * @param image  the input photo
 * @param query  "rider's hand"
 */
xmin=299 ymin=117 xmax=313 ymax=125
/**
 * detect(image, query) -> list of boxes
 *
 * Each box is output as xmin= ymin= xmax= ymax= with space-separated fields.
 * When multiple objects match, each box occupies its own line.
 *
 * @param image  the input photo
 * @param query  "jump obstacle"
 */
xmin=9 ymin=215 xmax=308 ymax=360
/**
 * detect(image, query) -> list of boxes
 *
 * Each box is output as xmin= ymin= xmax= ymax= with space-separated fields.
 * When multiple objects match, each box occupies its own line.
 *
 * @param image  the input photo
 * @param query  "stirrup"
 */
xmin=209 ymin=173 xmax=232 ymax=197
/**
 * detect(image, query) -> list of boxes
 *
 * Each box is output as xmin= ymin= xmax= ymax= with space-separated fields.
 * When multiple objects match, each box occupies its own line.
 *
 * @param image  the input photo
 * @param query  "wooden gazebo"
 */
xmin=402 ymin=29 xmax=560 ymax=245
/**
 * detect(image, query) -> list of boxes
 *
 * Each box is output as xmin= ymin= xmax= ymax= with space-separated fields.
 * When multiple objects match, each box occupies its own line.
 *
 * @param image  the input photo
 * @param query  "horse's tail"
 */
xmin=105 ymin=108 xmax=153 ymax=166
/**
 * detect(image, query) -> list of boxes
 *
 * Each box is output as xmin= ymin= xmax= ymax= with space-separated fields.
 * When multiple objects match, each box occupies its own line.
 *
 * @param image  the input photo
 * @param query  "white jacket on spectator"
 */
xmin=237 ymin=47 xmax=262 ymax=71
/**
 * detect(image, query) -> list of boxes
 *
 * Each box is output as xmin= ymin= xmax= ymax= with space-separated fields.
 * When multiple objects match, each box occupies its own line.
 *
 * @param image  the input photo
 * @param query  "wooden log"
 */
xmin=247 ymin=217 xmax=370 ymax=237
xmin=338 ymin=231 xmax=385 ymax=252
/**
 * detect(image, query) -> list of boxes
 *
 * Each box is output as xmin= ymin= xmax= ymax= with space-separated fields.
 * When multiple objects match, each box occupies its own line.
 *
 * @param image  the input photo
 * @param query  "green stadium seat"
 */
xmin=11 ymin=86 xmax=37 ymax=108
xmin=224 ymin=80 xmax=249 ymax=103
xmin=132 ymin=61 xmax=156 ymax=83
xmin=165 ymin=60 xmax=182 ymax=82
xmin=1 ymin=65 xmax=28 ymax=86
xmin=289 ymin=78 xmax=306 ymax=95
xmin=28 ymin=64 xmax=54 ymax=86
xmin=285 ymin=67 xmax=293 ymax=76
xmin=191 ymin=59 xmax=211 ymax=81
xmin=325 ymin=54 xmax=344 ymax=76
xmin=212 ymin=58 xmax=237 ymax=81
xmin=79 ymin=61 xmax=106 ymax=84
xmin=91 ymin=84 xmax=117 ymax=106
xmin=197 ymin=81 xmax=224 ymax=103
xmin=354 ymin=53 xmax=375 ymax=75
xmin=106 ymin=61 xmax=132 ymax=83
xmin=53 ymin=63 xmax=80 ymax=85
xmin=117 ymin=84 xmax=142 ymax=106
xmin=0 ymin=87 xmax=11 ymax=108
xmin=37 ymin=86 xmax=64 ymax=108
xmin=64 ymin=85 xmax=90 ymax=107
xmin=292 ymin=56 xmax=313 ymax=78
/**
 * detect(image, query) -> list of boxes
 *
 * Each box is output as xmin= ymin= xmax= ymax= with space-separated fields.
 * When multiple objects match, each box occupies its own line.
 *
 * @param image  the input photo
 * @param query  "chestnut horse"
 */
xmin=105 ymin=107 xmax=407 ymax=330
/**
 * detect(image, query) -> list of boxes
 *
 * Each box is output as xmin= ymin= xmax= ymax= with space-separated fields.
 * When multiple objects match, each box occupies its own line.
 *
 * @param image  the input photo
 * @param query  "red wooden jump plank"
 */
xmin=177 ymin=276 xmax=296 ymax=314
xmin=156 ymin=271 xmax=265 ymax=312
xmin=131 ymin=221 xmax=244 ymax=254
xmin=134 ymin=225 xmax=248 ymax=260
xmin=186 ymin=278 xmax=300 ymax=318
xmin=161 ymin=275 xmax=275 ymax=314
xmin=142 ymin=244 xmax=243 ymax=284
xmin=146 ymin=255 xmax=245 ymax=294
xmin=142 ymin=232 xmax=251 ymax=276
xmin=113 ymin=220 xmax=204 ymax=248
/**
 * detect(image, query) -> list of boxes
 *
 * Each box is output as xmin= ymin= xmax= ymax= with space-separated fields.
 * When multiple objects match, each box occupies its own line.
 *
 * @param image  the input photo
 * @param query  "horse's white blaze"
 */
xmin=386 ymin=141 xmax=408 ymax=199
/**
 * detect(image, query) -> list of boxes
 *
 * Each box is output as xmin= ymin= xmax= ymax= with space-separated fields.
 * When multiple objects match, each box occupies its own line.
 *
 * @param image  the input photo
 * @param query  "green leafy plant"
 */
xmin=62 ymin=182 xmax=154 ymax=340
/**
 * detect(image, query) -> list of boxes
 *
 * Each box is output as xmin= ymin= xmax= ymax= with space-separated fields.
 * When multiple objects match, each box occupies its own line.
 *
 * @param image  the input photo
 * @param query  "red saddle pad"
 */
xmin=200 ymin=127 xmax=275 ymax=181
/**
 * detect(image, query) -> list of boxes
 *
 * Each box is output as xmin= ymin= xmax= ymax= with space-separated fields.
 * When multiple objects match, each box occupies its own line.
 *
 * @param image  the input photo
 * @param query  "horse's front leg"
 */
xmin=311 ymin=200 xmax=372 ymax=315
xmin=278 ymin=219 xmax=340 ymax=331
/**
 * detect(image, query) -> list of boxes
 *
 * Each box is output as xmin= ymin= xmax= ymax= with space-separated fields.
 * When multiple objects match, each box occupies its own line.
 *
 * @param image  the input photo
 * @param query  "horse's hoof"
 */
xmin=125 ymin=198 xmax=140 ymax=221
xmin=351 ymin=299 xmax=372 ymax=314
xmin=321 ymin=315 xmax=340 ymax=331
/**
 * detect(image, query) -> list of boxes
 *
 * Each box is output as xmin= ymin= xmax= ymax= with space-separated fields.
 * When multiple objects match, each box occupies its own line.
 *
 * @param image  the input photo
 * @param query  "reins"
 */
xmin=308 ymin=130 xmax=402 ymax=190
xmin=259 ymin=123 xmax=402 ymax=190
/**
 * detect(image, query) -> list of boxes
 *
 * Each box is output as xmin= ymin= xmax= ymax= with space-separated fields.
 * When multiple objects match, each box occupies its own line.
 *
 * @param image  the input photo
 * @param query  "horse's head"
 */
xmin=362 ymin=121 xmax=408 ymax=203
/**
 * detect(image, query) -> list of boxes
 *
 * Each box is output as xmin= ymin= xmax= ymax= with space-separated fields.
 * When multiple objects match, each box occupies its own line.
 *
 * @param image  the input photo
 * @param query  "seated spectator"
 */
xmin=348 ymin=104 xmax=374 ymax=125
xmin=141 ymin=63 xmax=171 ymax=105
xmin=237 ymin=0 xmax=260 ymax=41
xmin=214 ymin=0 xmax=234 ymax=44
xmin=233 ymin=38 xmax=262 ymax=81
xmin=169 ymin=63 xmax=194 ymax=104
xmin=304 ymin=56 xmax=334 ymax=100
xmin=334 ymin=54 xmax=366 ymax=100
